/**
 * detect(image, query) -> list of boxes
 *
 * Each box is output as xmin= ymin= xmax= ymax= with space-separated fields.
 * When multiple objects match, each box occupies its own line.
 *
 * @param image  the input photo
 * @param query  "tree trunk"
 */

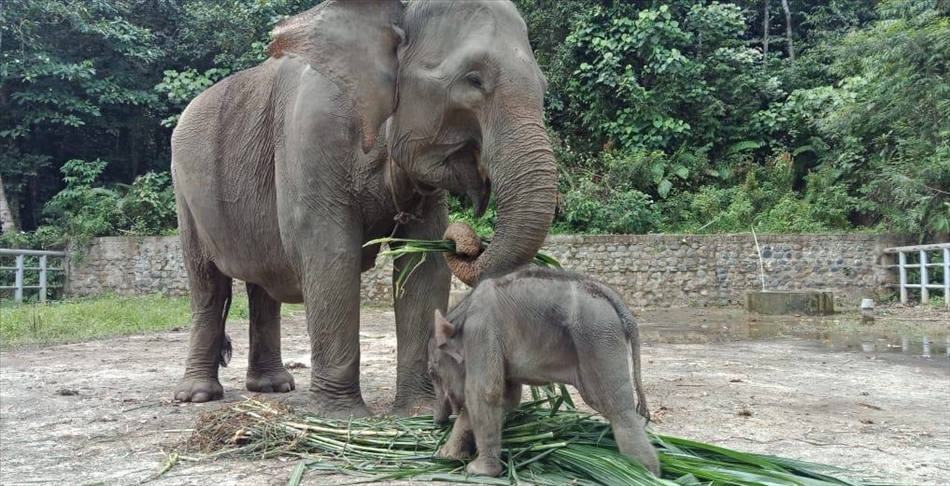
xmin=781 ymin=0 xmax=794 ymax=67
xmin=763 ymin=0 xmax=770 ymax=67
xmin=0 ymin=176 xmax=19 ymax=234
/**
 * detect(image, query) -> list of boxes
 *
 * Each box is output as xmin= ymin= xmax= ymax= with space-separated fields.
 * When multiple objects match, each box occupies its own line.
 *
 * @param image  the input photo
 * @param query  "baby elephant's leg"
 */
xmin=465 ymin=397 xmax=505 ymax=476
xmin=437 ymin=409 xmax=475 ymax=460
xmin=609 ymin=409 xmax=660 ymax=475
xmin=503 ymin=381 xmax=523 ymax=413
xmin=576 ymin=337 xmax=661 ymax=475
xmin=464 ymin=353 xmax=507 ymax=476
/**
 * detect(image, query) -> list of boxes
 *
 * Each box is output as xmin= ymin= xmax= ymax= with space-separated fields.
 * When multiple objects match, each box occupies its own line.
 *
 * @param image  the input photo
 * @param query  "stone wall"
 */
xmin=535 ymin=233 xmax=906 ymax=308
xmin=67 ymin=233 xmax=909 ymax=309
xmin=67 ymin=237 xmax=189 ymax=296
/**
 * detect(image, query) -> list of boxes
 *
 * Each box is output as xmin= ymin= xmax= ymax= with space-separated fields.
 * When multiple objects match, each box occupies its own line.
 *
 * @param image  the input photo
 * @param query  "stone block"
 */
xmin=745 ymin=291 xmax=835 ymax=315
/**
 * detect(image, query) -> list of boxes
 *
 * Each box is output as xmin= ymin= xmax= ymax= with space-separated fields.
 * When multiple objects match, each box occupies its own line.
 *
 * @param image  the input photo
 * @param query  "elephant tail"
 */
xmin=595 ymin=281 xmax=650 ymax=423
xmin=219 ymin=289 xmax=233 ymax=368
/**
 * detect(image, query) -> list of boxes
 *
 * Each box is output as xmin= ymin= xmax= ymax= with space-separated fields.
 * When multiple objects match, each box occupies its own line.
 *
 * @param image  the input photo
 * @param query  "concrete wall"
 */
xmin=67 ymin=233 xmax=908 ymax=309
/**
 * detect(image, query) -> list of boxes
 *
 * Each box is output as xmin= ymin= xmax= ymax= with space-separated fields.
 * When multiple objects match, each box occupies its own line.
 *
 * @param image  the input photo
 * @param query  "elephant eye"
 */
xmin=465 ymin=72 xmax=484 ymax=90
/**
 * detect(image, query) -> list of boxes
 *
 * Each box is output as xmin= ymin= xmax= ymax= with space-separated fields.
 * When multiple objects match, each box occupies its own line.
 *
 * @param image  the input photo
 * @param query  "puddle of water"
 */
xmin=820 ymin=332 xmax=949 ymax=358
xmin=640 ymin=309 xmax=950 ymax=361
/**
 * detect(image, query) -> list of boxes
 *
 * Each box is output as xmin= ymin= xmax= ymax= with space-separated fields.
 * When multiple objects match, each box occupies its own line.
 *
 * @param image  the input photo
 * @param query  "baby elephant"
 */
xmin=427 ymin=267 xmax=660 ymax=477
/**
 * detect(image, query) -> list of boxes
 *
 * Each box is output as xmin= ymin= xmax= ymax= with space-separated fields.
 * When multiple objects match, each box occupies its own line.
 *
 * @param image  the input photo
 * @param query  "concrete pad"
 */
xmin=745 ymin=291 xmax=835 ymax=315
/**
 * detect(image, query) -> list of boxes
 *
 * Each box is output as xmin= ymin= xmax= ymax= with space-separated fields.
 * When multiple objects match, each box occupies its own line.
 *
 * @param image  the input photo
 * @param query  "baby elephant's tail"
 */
xmin=597 ymin=283 xmax=650 ymax=422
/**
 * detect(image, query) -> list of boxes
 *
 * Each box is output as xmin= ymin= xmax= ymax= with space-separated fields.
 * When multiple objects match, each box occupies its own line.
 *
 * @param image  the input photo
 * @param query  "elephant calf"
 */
xmin=427 ymin=267 xmax=660 ymax=477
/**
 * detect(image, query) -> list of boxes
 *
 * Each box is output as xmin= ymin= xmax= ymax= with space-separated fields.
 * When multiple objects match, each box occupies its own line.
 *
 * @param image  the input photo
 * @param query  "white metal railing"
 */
xmin=883 ymin=242 xmax=949 ymax=309
xmin=0 ymin=248 xmax=68 ymax=303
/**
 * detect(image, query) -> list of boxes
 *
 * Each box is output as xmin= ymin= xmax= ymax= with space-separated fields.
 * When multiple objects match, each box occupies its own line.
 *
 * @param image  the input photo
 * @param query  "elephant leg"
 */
xmin=245 ymin=283 xmax=295 ymax=394
xmin=174 ymin=230 xmax=232 ymax=402
xmin=463 ymin=329 xmax=506 ymax=477
xmin=465 ymin=390 xmax=506 ymax=477
xmin=436 ymin=409 xmax=475 ymax=460
xmin=300 ymin=237 xmax=370 ymax=418
xmin=391 ymin=198 xmax=450 ymax=415
xmin=607 ymin=409 xmax=659 ymax=475
xmin=575 ymin=339 xmax=660 ymax=475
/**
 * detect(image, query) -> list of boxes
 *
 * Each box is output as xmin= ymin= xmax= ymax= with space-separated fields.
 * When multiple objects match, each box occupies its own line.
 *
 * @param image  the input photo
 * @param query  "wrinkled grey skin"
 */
xmin=427 ymin=267 xmax=660 ymax=476
xmin=170 ymin=0 xmax=556 ymax=418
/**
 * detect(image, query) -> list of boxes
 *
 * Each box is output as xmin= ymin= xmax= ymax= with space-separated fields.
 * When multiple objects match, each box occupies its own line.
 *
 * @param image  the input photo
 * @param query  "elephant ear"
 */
xmin=434 ymin=309 xmax=456 ymax=348
xmin=268 ymin=0 xmax=405 ymax=153
xmin=434 ymin=310 xmax=465 ymax=362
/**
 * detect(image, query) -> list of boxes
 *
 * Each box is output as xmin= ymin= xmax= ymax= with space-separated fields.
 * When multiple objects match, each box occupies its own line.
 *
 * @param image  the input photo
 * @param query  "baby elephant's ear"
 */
xmin=434 ymin=309 xmax=456 ymax=347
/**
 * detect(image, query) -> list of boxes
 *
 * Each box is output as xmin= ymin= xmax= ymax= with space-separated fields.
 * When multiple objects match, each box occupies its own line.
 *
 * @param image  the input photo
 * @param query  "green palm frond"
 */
xmin=176 ymin=395 xmax=880 ymax=486
xmin=365 ymin=235 xmax=561 ymax=296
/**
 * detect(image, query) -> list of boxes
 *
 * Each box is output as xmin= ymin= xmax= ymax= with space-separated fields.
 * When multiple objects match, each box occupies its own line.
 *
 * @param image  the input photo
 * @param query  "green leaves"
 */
xmin=1 ymin=0 xmax=310 ymax=233
xmin=119 ymin=171 xmax=177 ymax=235
xmin=155 ymin=67 xmax=231 ymax=127
xmin=1 ymin=0 xmax=944 ymax=242
xmin=783 ymin=0 xmax=950 ymax=239
xmin=558 ymin=174 xmax=661 ymax=234
xmin=177 ymin=396 xmax=874 ymax=486
xmin=561 ymin=1 xmax=774 ymax=155
xmin=42 ymin=159 xmax=123 ymax=247
xmin=29 ymin=159 xmax=177 ymax=251
xmin=364 ymin=235 xmax=562 ymax=295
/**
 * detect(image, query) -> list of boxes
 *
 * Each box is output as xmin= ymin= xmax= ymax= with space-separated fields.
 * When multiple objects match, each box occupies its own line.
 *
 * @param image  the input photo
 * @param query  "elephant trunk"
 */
xmin=445 ymin=114 xmax=557 ymax=286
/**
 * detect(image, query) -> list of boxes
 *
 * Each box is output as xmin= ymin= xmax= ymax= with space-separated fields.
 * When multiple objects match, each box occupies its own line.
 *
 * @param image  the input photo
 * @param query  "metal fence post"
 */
xmin=919 ymin=249 xmax=929 ymax=304
xmin=2 ymin=249 xmax=68 ymax=303
xmin=14 ymin=254 xmax=24 ymax=303
xmin=898 ymin=251 xmax=907 ymax=304
xmin=39 ymin=254 xmax=48 ymax=304
xmin=944 ymin=247 xmax=949 ymax=310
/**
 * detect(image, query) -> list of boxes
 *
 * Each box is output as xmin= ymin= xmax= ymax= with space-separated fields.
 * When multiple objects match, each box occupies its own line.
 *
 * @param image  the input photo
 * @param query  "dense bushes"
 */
xmin=1 ymin=0 xmax=947 ymax=245
xmin=0 ymin=159 xmax=176 ymax=250
xmin=533 ymin=0 xmax=948 ymax=239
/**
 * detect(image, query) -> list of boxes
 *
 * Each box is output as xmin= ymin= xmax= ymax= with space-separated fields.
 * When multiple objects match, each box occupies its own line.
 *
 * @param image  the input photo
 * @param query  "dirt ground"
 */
xmin=1 ymin=306 xmax=948 ymax=486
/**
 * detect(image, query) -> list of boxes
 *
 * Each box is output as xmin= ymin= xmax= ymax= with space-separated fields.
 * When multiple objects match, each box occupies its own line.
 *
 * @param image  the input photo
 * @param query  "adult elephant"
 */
xmin=170 ymin=0 xmax=557 ymax=418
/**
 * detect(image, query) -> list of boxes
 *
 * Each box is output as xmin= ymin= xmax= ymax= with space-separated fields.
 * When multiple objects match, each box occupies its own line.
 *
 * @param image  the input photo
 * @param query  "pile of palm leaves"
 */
xmin=175 ymin=390 xmax=877 ymax=486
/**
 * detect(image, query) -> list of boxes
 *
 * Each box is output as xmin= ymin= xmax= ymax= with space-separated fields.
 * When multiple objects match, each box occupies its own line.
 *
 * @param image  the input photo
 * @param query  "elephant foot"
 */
xmin=309 ymin=391 xmax=372 ymax=419
xmin=246 ymin=368 xmax=295 ymax=394
xmin=174 ymin=376 xmax=223 ymax=403
xmin=392 ymin=377 xmax=435 ymax=417
xmin=466 ymin=456 xmax=503 ymax=477
xmin=391 ymin=394 xmax=434 ymax=417
xmin=436 ymin=436 xmax=474 ymax=461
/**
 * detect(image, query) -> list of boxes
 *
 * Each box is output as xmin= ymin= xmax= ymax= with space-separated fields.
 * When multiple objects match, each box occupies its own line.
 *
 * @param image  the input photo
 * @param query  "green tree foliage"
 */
xmin=526 ymin=0 xmax=948 ymax=239
xmin=554 ymin=151 xmax=662 ymax=235
xmin=1 ymin=159 xmax=177 ymax=250
xmin=118 ymin=170 xmax=177 ymax=235
xmin=1 ymin=0 xmax=167 ymax=229
xmin=153 ymin=0 xmax=309 ymax=126
xmin=1 ymin=0 xmax=946 ymax=246
xmin=823 ymin=0 xmax=950 ymax=239
xmin=42 ymin=159 xmax=126 ymax=245
xmin=155 ymin=67 xmax=231 ymax=127
xmin=0 ymin=0 xmax=310 ymax=235
xmin=563 ymin=3 xmax=781 ymax=153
